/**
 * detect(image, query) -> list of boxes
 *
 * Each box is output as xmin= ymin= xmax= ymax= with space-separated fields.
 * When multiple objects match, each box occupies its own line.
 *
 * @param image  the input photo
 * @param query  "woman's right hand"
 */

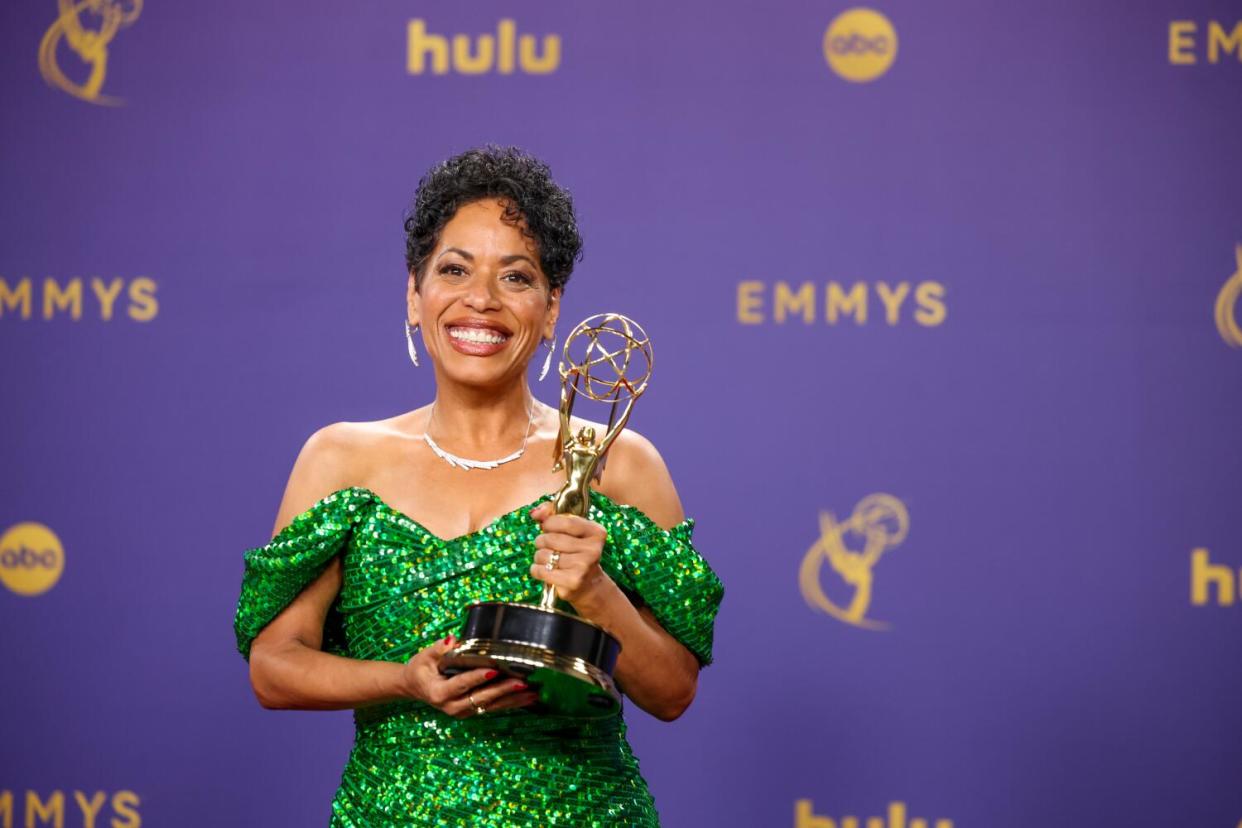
xmin=401 ymin=635 xmax=538 ymax=718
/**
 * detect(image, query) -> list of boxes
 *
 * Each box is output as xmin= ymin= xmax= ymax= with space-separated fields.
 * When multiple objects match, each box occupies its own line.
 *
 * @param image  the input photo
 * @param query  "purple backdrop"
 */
xmin=2 ymin=1 xmax=1241 ymax=826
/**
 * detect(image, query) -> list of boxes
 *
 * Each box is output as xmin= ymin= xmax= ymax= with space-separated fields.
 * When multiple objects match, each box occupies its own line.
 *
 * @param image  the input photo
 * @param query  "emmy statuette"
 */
xmin=439 ymin=313 xmax=654 ymax=717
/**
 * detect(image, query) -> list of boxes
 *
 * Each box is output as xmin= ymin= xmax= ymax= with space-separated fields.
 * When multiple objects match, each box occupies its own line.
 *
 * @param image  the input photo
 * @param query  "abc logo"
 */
xmin=823 ymin=8 xmax=898 ymax=82
xmin=0 ymin=522 xmax=64 ymax=596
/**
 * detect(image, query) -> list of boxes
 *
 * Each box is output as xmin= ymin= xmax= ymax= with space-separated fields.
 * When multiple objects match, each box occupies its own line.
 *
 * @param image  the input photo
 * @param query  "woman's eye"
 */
xmin=439 ymin=264 xmax=467 ymax=277
xmin=503 ymin=272 xmax=534 ymax=286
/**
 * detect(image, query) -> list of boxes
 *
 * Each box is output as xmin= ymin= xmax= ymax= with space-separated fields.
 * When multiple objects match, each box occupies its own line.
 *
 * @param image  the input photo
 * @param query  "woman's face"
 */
xmin=408 ymin=198 xmax=560 ymax=389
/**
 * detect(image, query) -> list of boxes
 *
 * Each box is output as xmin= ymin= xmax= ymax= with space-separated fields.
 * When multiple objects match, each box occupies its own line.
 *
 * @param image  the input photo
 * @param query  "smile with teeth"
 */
xmin=448 ymin=326 xmax=509 ymax=345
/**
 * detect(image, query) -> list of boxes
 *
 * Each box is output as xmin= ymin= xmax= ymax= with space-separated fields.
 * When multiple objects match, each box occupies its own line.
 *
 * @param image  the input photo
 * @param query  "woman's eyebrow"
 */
xmin=437 ymin=249 xmax=534 ymax=268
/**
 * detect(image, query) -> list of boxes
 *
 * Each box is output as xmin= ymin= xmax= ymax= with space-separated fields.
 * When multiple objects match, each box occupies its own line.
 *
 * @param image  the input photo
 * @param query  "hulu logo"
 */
xmin=795 ymin=800 xmax=951 ymax=828
xmin=1191 ymin=548 xmax=1241 ymax=606
xmin=407 ymin=19 xmax=560 ymax=75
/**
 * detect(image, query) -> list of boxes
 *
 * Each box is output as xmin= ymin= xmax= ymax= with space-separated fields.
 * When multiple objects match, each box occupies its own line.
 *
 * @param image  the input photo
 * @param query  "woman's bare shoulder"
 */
xmin=589 ymin=425 xmax=685 ymax=530
xmin=269 ymin=412 xmax=425 ymax=536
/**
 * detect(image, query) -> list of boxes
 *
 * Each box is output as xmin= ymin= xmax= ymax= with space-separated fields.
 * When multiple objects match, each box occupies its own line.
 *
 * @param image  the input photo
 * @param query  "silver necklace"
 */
xmin=423 ymin=398 xmax=538 ymax=471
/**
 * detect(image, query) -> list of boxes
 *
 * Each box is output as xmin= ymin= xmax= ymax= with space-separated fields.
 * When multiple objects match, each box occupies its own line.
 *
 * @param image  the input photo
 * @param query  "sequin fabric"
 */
xmin=233 ymin=486 xmax=724 ymax=827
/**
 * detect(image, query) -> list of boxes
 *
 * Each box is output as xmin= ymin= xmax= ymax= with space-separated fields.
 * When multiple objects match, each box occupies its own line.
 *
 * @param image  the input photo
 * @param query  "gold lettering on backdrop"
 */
xmin=774 ymin=281 xmax=815 ymax=323
xmin=407 ymin=19 xmax=560 ymax=75
xmin=26 ymin=790 xmax=63 ymax=827
xmin=736 ymin=281 xmax=946 ymax=326
xmin=43 ymin=277 xmax=82 ymax=320
xmin=826 ymin=281 xmax=867 ymax=324
xmin=1207 ymin=21 xmax=1242 ymax=63
xmin=1169 ymin=21 xmax=1197 ymax=64
xmin=799 ymin=494 xmax=909 ymax=630
xmin=0 ymin=276 xmax=157 ymax=322
xmin=0 ymin=790 xmax=140 ymax=828
xmin=0 ymin=278 xmax=32 ymax=318
xmin=110 ymin=791 xmax=141 ymax=827
xmin=794 ymin=799 xmax=953 ymax=828
xmin=1190 ymin=548 xmax=1240 ymax=606
xmin=90 ymin=277 xmax=124 ymax=320
xmin=407 ymin=20 xmax=449 ymax=74
xmin=518 ymin=32 xmax=560 ymax=74
xmin=72 ymin=791 xmax=105 ymax=828
xmin=1168 ymin=19 xmax=1242 ymax=64
xmin=497 ymin=20 xmax=516 ymax=73
xmin=38 ymin=0 xmax=142 ymax=105
xmin=913 ymin=281 xmax=947 ymax=325
xmin=453 ymin=34 xmax=495 ymax=75
xmin=875 ymin=281 xmax=910 ymax=324
xmin=737 ymin=280 xmax=764 ymax=324
xmin=126 ymin=276 xmax=158 ymax=321
xmin=1215 ymin=245 xmax=1242 ymax=347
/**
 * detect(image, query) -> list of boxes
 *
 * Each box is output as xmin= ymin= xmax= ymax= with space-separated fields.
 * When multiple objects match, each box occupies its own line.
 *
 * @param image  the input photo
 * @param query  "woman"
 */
xmin=234 ymin=146 xmax=723 ymax=826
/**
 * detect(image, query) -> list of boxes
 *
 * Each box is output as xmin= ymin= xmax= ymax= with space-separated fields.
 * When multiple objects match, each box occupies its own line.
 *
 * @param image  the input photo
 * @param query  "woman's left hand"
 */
xmin=528 ymin=502 xmax=614 ymax=608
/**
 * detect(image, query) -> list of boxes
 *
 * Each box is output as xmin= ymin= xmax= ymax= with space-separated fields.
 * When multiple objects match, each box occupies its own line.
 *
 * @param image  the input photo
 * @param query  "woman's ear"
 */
xmin=544 ymin=287 xmax=562 ymax=338
xmin=407 ymin=271 xmax=421 ymax=327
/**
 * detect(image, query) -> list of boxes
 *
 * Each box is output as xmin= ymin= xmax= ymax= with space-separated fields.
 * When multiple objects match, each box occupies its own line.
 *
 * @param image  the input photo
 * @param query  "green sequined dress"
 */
xmin=233 ymin=486 xmax=724 ymax=827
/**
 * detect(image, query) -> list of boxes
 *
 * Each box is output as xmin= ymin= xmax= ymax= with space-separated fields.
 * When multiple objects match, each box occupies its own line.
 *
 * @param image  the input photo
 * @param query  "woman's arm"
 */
xmin=529 ymin=431 xmax=702 ymax=722
xmin=249 ymin=557 xmax=409 ymax=709
xmin=247 ymin=424 xmax=536 ymax=716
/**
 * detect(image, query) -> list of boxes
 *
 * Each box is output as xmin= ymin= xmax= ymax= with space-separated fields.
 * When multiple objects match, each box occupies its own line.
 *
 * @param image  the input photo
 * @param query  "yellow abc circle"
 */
xmin=0 ymin=522 xmax=65 ymax=596
xmin=823 ymin=7 xmax=898 ymax=83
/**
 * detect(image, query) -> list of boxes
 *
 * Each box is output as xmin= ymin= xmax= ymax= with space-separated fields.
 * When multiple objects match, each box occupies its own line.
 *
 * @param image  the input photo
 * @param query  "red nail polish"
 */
xmin=485 ymin=670 xmax=499 ymax=680
xmin=513 ymin=681 xmax=528 ymax=690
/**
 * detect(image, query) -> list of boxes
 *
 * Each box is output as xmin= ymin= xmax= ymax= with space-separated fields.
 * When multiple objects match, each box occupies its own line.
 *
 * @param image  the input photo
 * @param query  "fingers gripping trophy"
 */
xmin=439 ymin=314 xmax=654 ymax=717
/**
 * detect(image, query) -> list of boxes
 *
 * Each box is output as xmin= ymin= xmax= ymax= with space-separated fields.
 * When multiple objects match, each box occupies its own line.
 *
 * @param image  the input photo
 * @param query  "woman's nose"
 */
xmin=461 ymin=271 xmax=501 ymax=311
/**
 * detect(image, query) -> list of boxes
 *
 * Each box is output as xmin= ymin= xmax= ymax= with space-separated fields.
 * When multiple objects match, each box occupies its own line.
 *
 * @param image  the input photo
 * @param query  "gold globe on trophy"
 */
xmin=439 ymin=313 xmax=653 ymax=717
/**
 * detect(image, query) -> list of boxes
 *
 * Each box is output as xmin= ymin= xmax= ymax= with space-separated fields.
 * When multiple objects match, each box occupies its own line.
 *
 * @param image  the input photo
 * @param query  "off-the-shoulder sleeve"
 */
xmin=594 ymin=498 xmax=725 ymax=666
xmin=233 ymin=487 xmax=376 ymax=660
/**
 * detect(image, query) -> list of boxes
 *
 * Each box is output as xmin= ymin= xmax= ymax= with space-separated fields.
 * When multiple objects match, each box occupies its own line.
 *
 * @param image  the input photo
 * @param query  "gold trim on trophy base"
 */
xmin=443 ymin=637 xmax=622 ymax=718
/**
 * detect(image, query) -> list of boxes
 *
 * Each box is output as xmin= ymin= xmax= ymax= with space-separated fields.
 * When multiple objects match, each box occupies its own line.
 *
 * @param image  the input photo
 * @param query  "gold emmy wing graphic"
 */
xmin=1215 ymin=244 xmax=1242 ymax=348
xmin=799 ymin=494 xmax=909 ymax=630
xmin=39 ymin=0 xmax=142 ymax=105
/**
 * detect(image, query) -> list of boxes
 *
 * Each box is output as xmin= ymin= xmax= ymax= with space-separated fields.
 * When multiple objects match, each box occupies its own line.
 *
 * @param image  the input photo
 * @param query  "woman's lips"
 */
xmin=446 ymin=325 xmax=510 ymax=356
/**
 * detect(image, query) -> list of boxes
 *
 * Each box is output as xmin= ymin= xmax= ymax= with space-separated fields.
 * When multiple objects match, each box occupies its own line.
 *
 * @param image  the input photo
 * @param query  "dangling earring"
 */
xmin=538 ymin=335 xmax=556 ymax=381
xmin=405 ymin=320 xmax=420 ymax=367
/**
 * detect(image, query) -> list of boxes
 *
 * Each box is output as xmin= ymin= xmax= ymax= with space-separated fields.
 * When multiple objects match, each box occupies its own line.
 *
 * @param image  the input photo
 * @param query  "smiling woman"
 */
xmin=233 ymin=145 xmax=724 ymax=827
xmin=410 ymin=199 xmax=558 ymax=390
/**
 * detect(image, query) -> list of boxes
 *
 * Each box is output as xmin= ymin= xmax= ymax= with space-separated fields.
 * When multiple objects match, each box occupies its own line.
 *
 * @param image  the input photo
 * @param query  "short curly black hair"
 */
xmin=404 ymin=146 xmax=583 ymax=293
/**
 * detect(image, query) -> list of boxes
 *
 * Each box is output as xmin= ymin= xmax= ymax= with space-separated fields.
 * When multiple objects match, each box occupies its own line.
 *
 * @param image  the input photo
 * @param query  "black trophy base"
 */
xmin=439 ymin=601 xmax=622 ymax=718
